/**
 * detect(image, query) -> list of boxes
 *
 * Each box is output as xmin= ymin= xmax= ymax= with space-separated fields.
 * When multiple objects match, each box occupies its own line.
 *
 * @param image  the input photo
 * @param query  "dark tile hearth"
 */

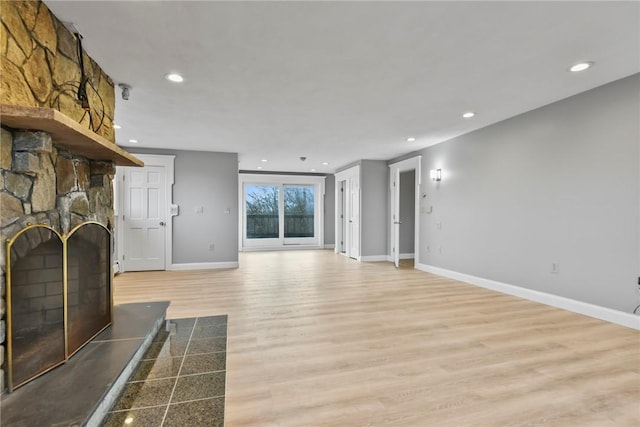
xmin=0 ymin=302 xmax=170 ymax=427
xmin=103 ymin=316 xmax=227 ymax=427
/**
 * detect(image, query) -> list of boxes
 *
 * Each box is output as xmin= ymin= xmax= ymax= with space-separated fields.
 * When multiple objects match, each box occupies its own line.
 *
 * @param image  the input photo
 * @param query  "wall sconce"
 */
xmin=430 ymin=168 xmax=442 ymax=182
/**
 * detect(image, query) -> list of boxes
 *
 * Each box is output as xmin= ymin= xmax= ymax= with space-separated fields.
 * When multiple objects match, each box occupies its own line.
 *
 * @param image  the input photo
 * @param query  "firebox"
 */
xmin=5 ymin=222 xmax=112 ymax=391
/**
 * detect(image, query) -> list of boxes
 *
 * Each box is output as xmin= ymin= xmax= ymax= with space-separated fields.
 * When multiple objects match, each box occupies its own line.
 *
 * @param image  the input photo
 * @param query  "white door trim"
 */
xmin=388 ymin=156 xmax=421 ymax=267
xmin=391 ymin=167 xmax=400 ymax=268
xmin=335 ymin=165 xmax=360 ymax=260
xmin=116 ymin=154 xmax=175 ymax=272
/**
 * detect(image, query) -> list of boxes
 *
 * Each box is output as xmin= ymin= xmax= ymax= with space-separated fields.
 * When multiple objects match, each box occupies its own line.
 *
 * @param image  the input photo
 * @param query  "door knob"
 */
xmin=160 ymin=221 xmax=166 ymax=226
xmin=394 ymin=221 xmax=402 ymax=225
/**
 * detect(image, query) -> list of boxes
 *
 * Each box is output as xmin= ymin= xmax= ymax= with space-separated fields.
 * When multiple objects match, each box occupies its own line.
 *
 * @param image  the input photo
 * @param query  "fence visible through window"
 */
xmin=246 ymin=214 xmax=314 ymax=238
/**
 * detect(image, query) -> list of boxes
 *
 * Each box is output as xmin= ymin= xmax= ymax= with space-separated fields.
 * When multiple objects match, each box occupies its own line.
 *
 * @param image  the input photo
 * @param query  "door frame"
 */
xmin=334 ymin=165 xmax=360 ymax=259
xmin=336 ymin=180 xmax=346 ymax=253
xmin=115 ymin=154 xmax=175 ymax=272
xmin=389 ymin=156 xmax=421 ymax=267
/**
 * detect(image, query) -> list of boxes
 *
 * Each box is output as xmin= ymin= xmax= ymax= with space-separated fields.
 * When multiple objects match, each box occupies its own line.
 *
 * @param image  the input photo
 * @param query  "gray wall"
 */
xmin=131 ymin=148 xmax=239 ymax=264
xmin=399 ymin=170 xmax=415 ymax=254
xmin=360 ymin=160 xmax=389 ymax=257
xmin=324 ymin=174 xmax=335 ymax=246
xmin=417 ymin=74 xmax=639 ymax=312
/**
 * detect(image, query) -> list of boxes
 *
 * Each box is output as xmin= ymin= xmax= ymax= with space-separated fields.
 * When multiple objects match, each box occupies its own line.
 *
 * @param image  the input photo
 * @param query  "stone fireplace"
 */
xmin=5 ymin=221 xmax=111 ymax=390
xmin=1 ymin=0 xmax=142 ymax=393
xmin=0 ymin=128 xmax=119 ymax=392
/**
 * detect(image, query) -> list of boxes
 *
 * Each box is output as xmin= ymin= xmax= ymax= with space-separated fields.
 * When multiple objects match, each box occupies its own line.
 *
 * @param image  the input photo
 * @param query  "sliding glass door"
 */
xmin=283 ymin=185 xmax=315 ymax=244
xmin=242 ymin=178 xmax=322 ymax=249
xmin=245 ymin=184 xmax=280 ymax=246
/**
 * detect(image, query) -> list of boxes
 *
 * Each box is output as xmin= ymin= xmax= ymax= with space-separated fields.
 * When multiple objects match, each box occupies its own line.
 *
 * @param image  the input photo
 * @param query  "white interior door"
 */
xmin=392 ymin=167 xmax=400 ymax=268
xmin=348 ymin=175 xmax=360 ymax=259
xmin=122 ymin=165 xmax=166 ymax=271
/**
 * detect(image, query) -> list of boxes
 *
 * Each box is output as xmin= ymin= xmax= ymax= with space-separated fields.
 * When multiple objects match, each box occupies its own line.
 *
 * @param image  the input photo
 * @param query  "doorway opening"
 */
xmin=389 ymin=156 xmax=421 ymax=268
xmin=398 ymin=170 xmax=416 ymax=268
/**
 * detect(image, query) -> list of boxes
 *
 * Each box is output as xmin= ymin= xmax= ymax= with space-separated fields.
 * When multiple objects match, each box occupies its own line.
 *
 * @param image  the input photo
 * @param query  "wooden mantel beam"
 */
xmin=0 ymin=105 xmax=143 ymax=167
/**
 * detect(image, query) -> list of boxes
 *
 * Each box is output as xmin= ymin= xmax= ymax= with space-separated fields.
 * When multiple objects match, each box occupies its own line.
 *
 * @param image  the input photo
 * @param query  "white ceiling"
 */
xmin=46 ymin=1 xmax=639 ymax=173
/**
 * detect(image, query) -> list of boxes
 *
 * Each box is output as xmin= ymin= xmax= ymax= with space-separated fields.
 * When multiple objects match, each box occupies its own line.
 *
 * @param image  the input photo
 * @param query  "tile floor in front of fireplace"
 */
xmin=102 ymin=315 xmax=227 ymax=427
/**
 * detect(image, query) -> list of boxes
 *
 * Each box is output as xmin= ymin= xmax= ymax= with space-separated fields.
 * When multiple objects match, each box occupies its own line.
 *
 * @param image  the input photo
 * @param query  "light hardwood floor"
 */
xmin=114 ymin=250 xmax=640 ymax=426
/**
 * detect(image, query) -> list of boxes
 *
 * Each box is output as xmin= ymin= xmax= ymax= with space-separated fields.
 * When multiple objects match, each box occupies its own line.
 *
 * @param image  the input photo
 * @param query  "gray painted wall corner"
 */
xmin=324 ymin=174 xmax=336 ymax=245
xmin=360 ymin=160 xmax=389 ymax=256
xmin=417 ymin=74 xmax=639 ymax=313
xmin=132 ymin=148 xmax=239 ymax=264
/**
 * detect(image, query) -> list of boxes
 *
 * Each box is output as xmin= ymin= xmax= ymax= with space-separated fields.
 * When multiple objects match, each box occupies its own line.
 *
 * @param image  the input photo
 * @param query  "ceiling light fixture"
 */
xmin=128 ymin=139 xmax=138 ymax=143
xmin=261 ymin=159 xmax=268 ymax=163
xmin=322 ymin=162 xmax=329 ymax=166
xmin=462 ymin=112 xmax=475 ymax=119
xmin=113 ymin=124 xmax=121 ymax=129
xmin=311 ymin=169 xmax=316 ymax=172
xmin=569 ymin=62 xmax=592 ymax=72
xmin=257 ymin=166 xmax=263 ymax=170
xmin=407 ymin=137 xmax=416 ymax=142
xmin=165 ymin=73 xmax=184 ymax=83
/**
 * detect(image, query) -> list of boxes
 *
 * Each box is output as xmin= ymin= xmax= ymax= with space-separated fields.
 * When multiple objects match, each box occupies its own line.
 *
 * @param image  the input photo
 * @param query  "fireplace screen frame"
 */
xmin=5 ymin=221 xmax=113 ymax=392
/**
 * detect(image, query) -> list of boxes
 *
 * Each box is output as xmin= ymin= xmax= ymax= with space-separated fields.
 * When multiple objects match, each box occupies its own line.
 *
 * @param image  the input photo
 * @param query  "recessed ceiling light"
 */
xmin=322 ymin=162 xmax=329 ymax=166
xmin=165 ymin=73 xmax=184 ymax=83
xmin=462 ymin=112 xmax=475 ymax=119
xmin=569 ymin=62 xmax=592 ymax=72
xmin=407 ymin=137 xmax=416 ymax=142
xmin=113 ymin=124 xmax=121 ymax=129
xmin=311 ymin=169 xmax=316 ymax=172
xmin=257 ymin=166 xmax=262 ymax=170
xmin=128 ymin=139 xmax=138 ymax=143
xmin=261 ymin=159 xmax=268 ymax=162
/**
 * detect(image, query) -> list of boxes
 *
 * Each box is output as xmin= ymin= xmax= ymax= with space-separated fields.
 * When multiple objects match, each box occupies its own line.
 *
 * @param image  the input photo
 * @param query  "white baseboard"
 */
xmin=324 ymin=244 xmax=335 ymax=249
xmin=241 ymin=245 xmax=321 ymax=252
xmin=169 ymin=261 xmax=239 ymax=271
xmin=360 ymin=255 xmax=390 ymax=262
xmin=399 ymin=253 xmax=415 ymax=260
xmin=415 ymin=263 xmax=639 ymax=330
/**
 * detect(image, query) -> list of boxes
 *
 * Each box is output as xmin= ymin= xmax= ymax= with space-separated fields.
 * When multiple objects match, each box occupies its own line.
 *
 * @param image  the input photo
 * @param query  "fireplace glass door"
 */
xmin=66 ymin=223 xmax=112 ymax=356
xmin=7 ymin=226 xmax=65 ymax=389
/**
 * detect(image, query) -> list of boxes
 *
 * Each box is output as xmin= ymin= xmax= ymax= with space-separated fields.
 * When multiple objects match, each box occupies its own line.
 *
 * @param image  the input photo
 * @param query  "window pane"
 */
xmin=284 ymin=186 xmax=314 ymax=238
xmin=246 ymin=185 xmax=279 ymax=239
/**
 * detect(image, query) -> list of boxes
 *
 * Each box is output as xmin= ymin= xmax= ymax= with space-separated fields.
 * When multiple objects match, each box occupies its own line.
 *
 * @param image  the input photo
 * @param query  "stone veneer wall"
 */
xmin=1 ymin=0 xmax=119 ymax=393
xmin=1 ymin=0 xmax=116 ymax=142
xmin=0 ymin=128 xmax=115 ymax=392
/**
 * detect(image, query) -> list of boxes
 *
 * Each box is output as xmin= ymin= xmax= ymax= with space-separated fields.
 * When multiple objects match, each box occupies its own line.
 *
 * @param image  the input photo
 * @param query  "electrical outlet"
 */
xmin=438 ymin=246 xmax=442 ymax=254
xmin=426 ymin=245 xmax=430 ymax=253
xmin=551 ymin=263 xmax=559 ymax=274
xmin=209 ymin=244 xmax=215 ymax=251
